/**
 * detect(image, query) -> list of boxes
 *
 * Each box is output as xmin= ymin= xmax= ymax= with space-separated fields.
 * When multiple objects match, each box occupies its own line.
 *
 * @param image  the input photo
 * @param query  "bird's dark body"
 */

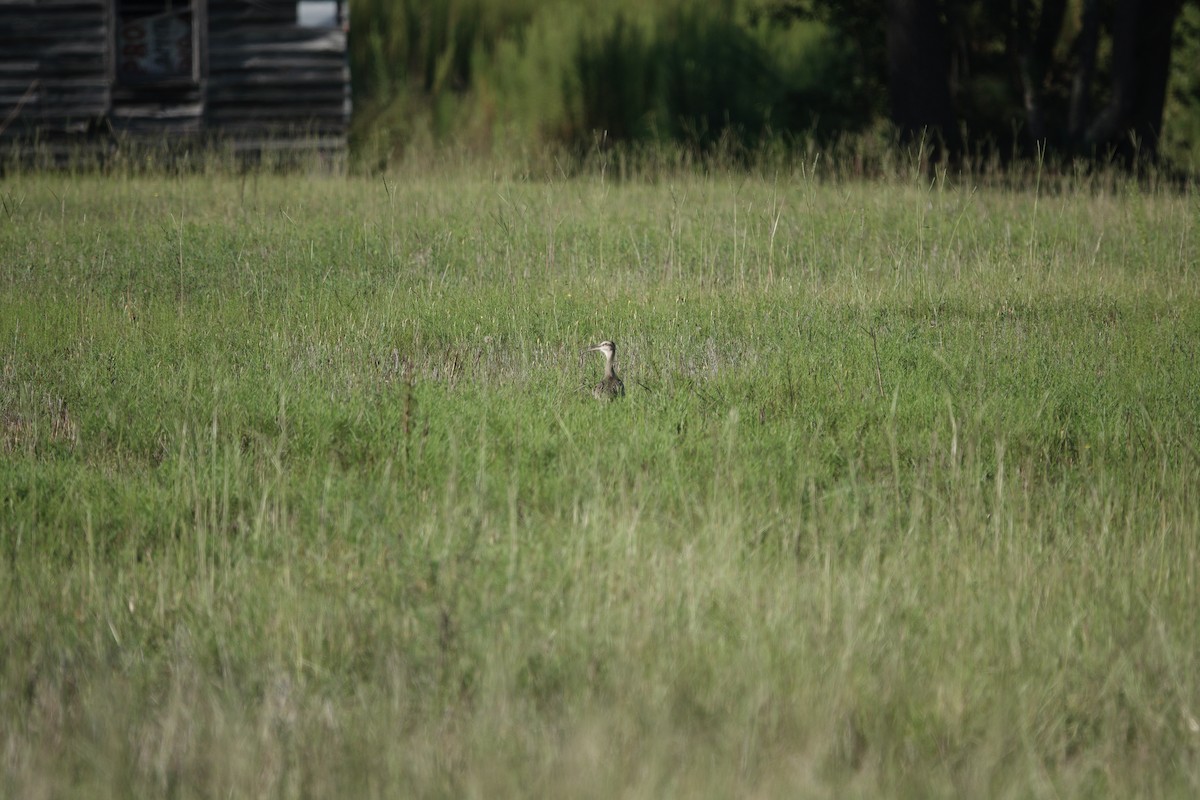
xmin=593 ymin=374 xmax=625 ymax=400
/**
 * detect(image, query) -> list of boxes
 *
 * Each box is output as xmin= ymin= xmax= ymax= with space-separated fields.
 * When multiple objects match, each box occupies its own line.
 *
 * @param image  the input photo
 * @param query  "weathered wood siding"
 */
xmin=0 ymin=0 xmax=111 ymax=143
xmin=207 ymin=0 xmax=350 ymax=151
xmin=0 ymin=0 xmax=349 ymax=153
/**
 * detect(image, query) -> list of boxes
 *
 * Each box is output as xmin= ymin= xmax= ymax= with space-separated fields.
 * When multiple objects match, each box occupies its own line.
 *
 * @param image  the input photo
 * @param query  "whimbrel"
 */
xmin=584 ymin=340 xmax=625 ymax=400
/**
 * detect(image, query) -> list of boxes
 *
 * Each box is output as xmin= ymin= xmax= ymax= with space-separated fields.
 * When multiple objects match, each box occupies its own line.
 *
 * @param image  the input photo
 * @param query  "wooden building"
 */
xmin=0 ymin=0 xmax=350 ymax=156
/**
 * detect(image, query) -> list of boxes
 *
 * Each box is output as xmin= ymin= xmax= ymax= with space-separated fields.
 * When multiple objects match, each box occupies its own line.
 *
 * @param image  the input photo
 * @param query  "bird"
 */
xmin=584 ymin=340 xmax=625 ymax=400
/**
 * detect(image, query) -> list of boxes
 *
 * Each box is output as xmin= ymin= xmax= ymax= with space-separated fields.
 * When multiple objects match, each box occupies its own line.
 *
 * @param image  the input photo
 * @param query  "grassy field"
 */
xmin=2 ymin=160 xmax=1199 ymax=797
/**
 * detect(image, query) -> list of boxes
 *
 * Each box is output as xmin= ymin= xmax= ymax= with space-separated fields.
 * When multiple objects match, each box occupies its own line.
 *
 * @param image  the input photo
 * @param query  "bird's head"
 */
xmin=586 ymin=341 xmax=616 ymax=359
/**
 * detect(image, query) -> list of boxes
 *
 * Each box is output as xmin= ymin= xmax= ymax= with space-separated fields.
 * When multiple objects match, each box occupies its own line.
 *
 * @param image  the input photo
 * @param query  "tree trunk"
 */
xmin=1068 ymin=0 xmax=1101 ymax=146
xmin=1013 ymin=0 xmax=1067 ymax=148
xmin=1033 ymin=0 xmax=1067 ymax=70
xmin=1125 ymin=0 xmax=1183 ymax=160
xmin=1084 ymin=0 xmax=1183 ymax=161
xmin=885 ymin=0 xmax=960 ymax=157
xmin=1014 ymin=0 xmax=1042 ymax=144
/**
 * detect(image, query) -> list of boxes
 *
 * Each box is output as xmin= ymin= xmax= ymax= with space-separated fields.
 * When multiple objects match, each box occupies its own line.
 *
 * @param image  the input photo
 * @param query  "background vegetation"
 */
xmin=2 ymin=158 xmax=1199 ymax=796
xmin=347 ymin=0 xmax=1200 ymax=169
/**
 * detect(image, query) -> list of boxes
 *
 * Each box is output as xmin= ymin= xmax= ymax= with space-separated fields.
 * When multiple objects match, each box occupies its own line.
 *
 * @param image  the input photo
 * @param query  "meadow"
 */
xmin=1 ymin=158 xmax=1199 ymax=797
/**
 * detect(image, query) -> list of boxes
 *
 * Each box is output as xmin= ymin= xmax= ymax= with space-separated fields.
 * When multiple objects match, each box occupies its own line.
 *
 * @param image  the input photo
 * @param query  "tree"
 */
xmin=813 ymin=0 xmax=1191 ymax=164
xmin=1077 ymin=0 xmax=1184 ymax=161
xmin=992 ymin=0 xmax=1184 ymax=161
xmin=884 ymin=0 xmax=961 ymax=155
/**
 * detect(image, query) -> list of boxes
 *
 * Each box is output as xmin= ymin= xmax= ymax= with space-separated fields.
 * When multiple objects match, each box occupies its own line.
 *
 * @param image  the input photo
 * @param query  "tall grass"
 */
xmin=1 ymin=162 xmax=1199 ymax=797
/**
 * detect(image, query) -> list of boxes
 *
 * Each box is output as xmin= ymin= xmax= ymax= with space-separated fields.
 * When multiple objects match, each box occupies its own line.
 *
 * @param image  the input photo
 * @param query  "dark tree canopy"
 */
xmin=813 ymin=0 xmax=1190 ymax=163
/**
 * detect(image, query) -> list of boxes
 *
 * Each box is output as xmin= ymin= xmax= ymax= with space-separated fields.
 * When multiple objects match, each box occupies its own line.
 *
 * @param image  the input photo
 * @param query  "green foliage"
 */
xmin=573 ymin=13 xmax=660 ymax=142
xmin=1166 ymin=3 xmax=1200 ymax=168
xmin=349 ymin=0 xmax=869 ymax=159
xmin=1 ymin=163 xmax=1199 ymax=796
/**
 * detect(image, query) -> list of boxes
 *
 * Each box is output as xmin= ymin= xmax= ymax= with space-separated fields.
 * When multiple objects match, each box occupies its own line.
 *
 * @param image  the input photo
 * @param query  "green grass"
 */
xmin=2 ymin=162 xmax=1199 ymax=797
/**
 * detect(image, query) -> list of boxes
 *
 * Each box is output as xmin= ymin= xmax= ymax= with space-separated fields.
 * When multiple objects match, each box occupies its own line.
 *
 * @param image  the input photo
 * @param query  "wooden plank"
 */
xmin=0 ymin=77 xmax=108 ymax=87
xmin=111 ymin=89 xmax=203 ymax=102
xmin=0 ymin=88 xmax=109 ymax=104
xmin=206 ymin=66 xmax=349 ymax=88
xmin=208 ymin=23 xmax=345 ymax=39
xmin=0 ymin=34 xmax=107 ymax=50
xmin=7 ymin=0 xmax=107 ymax=8
xmin=0 ymin=63 xmax=108 ymax=79
xmin=208 ymin=88 xmax=347 ymax=105
xmin=0 ymin=24 xmax=107 ymax=39
xmin=8 ymin=107 xmax=107 ymax=120
xmin=208 ymin=55 xmax=346 ymax=72
xmin=209 ymin=29 xmax=345 ymax=50
xmin=208 ymin=78 xmax=348 ymax=93
xmin=111 ymin=105 xmax=204 ymax=119
xmin=209 ymin=12 xmax=302 ymax=27
xmin=28 ymin=41 xmax=107 ymax=57
xmin=0 ymin=21 xmax=107 ymax=33
xmin=208 ymin=107 xmax=348 ymax=123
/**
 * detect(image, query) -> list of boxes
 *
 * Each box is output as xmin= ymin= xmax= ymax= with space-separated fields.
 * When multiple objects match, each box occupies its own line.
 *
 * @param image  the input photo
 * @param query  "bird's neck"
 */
xmin=604 ymin=354 xmax=617 ymax=379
